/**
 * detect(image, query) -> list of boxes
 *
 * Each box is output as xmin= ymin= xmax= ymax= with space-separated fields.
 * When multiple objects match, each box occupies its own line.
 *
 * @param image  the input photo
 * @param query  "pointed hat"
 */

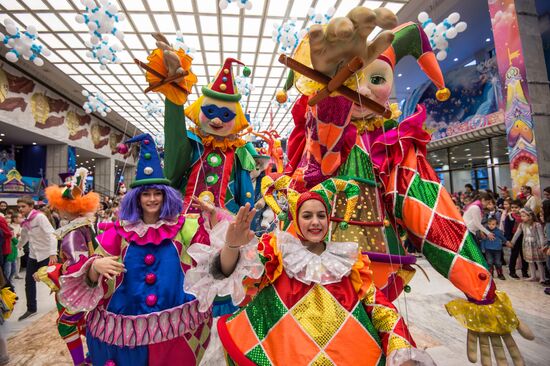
xmin=202 ymin=58 xmax=246 ymax=102
xmin=124 ymin=133 xmax=170 ymax=188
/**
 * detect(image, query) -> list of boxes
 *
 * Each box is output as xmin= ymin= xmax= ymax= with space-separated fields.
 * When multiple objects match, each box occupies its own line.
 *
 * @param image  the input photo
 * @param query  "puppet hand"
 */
xmin=467 ymin=321 xmax=534 ymax=366
xmin=308 ymin=6 xmax=397 ymax=76
xmin=152 ymin=32 xmax=186 ymax=80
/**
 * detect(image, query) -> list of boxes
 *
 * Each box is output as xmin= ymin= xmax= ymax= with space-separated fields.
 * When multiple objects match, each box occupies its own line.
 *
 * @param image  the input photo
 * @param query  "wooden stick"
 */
xmin=278 ymin=54 xmax=392 ymax=118
xmin=309 ymin=56 xmax=364 ymax=106
xmin=144 ymin=72 xmax=188 ymax=93
xmin=134 ymin=58 xmax=187 ymax=93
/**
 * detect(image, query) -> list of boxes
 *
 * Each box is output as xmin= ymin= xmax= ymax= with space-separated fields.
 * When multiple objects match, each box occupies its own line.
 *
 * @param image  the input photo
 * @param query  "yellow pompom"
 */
xmin=436 ymin=87 xmax=451 ymax=102
xmin=276 ymin=90 xmax=288 ymax=104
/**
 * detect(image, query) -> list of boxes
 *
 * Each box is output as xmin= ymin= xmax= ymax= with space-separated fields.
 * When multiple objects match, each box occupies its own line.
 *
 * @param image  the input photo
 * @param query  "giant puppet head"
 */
xmin=185 ymin=58 xmax=249 ymax=138
xmin=279 ymin=7 xmax=449 ymax=121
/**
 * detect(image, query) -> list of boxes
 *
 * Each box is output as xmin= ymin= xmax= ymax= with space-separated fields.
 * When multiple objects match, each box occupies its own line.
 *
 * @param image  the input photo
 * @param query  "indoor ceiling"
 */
xmin=0 ymin=0 xmax=410 ymax=137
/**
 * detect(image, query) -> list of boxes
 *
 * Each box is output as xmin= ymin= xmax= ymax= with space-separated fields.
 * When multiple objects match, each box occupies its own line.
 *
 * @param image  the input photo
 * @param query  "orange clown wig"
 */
xmin=45 ymin=168 xmax=100 ymax=216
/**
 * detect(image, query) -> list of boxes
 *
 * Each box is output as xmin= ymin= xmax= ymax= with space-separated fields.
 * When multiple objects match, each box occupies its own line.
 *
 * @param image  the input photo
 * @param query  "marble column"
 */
xmin=519 ymin=0 xmax=550 ymax=190
xmin=94 ymin=158 xmax=115 ymax=197
xmin=45 ymin=144 xmax=68 ymax=185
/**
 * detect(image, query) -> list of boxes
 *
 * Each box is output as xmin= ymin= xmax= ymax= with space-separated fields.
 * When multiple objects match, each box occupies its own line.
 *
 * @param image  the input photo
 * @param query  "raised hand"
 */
xmin=309 ymin=6 xmax=397 ymax=76
xmin=467 ymin=321 xmax=534 ymax=366
xmin=225 ymin=203 xmax=256 ymax=248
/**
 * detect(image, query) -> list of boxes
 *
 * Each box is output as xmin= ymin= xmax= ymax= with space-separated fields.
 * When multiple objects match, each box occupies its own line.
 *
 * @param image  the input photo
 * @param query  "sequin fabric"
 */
xmin=291 ymin=285 xmax=347 ymax=347
xmin=221 ymin=273 xmax=390 ymax=366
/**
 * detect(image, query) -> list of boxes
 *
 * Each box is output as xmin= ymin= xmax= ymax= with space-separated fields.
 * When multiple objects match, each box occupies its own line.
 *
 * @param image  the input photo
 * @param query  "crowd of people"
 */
xmin=451 ymin=185 xmax=550 ymax=294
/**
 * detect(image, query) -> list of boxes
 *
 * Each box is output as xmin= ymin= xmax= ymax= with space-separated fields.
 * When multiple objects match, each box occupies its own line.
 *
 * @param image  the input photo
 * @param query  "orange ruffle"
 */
xmin=350 ymin=253 xmax=374 ymax=300
xmin=45 ymin=186 xmax=100 ymax=216
xmin=145 ymin=49 xmax=198 ymax=105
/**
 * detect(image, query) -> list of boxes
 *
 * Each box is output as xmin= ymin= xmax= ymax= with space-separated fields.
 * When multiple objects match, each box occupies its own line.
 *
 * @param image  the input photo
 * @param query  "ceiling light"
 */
xmin=32 ymin=142 xmax=37 ymax=145
xmin=86 ymin=160 xmax=89 ymax=163
xmin=91 ymin=158 xmax=95 ymax=161
xmin=398 ymin=73 xmax=402 ymax=77
xmin=77 ymin=154 xmax=80 ymax=157
xmin=0 ymin=133 xmax=4 ymax=137
xmin=466 ymin=154 xmax=471 ymax=156
xmin=468 ymin=158 xmax=472 ymax=161
xmin=0 ymin=139 xmax=2 ymax=142
xmin=464 ymin=148 xmax=470 ymax=151
xmin=453 ymin=58 xmax=459 ymax=62
xmin=486 ymin=38 xmax=491 ymax=42
xmin=406 ymin=87 xmax=411 ymax=90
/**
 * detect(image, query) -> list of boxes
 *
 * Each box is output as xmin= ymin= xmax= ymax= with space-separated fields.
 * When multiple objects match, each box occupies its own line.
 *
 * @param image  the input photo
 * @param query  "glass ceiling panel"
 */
xmin=0 ymin=0 xmax=410 ymax=135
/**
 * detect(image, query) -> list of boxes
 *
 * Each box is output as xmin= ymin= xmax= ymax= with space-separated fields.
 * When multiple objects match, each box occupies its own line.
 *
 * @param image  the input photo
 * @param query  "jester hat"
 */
xmin=378 ymin=21 xmax=450 ymax=101
xmin=262 ymin=176 xmax=360 ymax=238
xmin=185 ymin=58 xmax=249 ymax=134
xmin=45 ymin=167 xmax=100 ymax=216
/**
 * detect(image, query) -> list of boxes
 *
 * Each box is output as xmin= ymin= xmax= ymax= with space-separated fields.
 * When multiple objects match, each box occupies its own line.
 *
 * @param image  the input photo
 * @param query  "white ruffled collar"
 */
xmin=276 ymin=231 xmax=359 ymax=285
xmin=120 ymin=217 xmax=179 ymax=237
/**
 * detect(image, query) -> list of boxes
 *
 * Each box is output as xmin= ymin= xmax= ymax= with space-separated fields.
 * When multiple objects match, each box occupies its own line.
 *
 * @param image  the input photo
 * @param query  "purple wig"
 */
xmin=118 ymin=184 xmax=183 ymax=224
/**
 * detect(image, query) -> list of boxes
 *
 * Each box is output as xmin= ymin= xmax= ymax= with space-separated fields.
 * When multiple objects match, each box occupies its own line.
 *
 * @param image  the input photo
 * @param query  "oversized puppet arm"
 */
xmin=371 ymin=105 xmax=534 ymax=365
xmin=164 ymin=99 xmax=193 ymax=191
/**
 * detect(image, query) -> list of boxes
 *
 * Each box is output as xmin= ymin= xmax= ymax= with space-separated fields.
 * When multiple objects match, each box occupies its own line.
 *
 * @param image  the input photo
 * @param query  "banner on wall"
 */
xmin=402 ymin=58 xmax=503 ymax=140
xmin=488 ymin=0 xmax=540 ymax=197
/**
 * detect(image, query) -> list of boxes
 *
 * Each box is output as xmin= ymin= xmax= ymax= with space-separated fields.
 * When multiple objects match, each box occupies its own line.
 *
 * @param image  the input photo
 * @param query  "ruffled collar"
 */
xmin=191 ymin=127 xmax=246 ymax=151
xmin=116 ymin=214 xmax=185 ymax=245
xmin=277 ymin=231 xmax=359 ymax=285
xmin=54 ymin=216 xmax=95 ymax=240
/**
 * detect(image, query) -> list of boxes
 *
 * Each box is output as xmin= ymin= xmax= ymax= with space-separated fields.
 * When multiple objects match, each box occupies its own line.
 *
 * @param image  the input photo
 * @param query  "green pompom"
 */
xmin=277 ymin=212 xmax=287 ymax=221
xmin=243 ymin=66 xmax=251 ymax=77
xmin=339 ymin=222 xmax=349 ymax=230
xmin=404 ymin=285 xmax=411 ymax=293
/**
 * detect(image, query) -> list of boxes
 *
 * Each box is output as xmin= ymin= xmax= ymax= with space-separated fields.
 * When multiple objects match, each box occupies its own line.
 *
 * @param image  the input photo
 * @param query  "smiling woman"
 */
xmin=57 ymin=134 xmax=214 ymax=366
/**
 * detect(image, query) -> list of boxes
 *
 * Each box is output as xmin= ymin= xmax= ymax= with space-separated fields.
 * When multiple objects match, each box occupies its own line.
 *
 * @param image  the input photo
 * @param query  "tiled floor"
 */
xmin=2 ymin=260 xmax=550 ymax=365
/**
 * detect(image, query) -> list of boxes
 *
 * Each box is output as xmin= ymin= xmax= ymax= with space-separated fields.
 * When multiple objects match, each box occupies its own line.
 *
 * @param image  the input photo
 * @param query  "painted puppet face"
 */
xmin=198 ymin=96 xmax=237 ymax=137
xmin=140 ymin=188 xmax=164 ymax=217
xmin=298 ymin=199 xmax=329 ymax=243
xmin=350 ymin=59 xmax=394 ymax=120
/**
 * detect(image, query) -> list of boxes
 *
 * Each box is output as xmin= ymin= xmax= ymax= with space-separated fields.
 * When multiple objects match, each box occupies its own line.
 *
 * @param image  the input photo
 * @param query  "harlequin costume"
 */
xmin=58 ymin=135 xmax=212 ymax=366
xmin=184 ymin=178 xmax=435 ymax=365
xmin=278 ymin=20 xmax=525 ymax=347
xmin=37 ymin=168 xmax=99 ymax=366
xmin=159 ymin=54 xmax=255 ymax=215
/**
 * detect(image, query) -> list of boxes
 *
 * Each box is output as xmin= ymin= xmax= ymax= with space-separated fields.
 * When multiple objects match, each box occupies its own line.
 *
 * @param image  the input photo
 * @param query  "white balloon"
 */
xmin=6 ymin=24 xmax=17 ymax=35
xmin=448 ymin=12 xmax=460 ymax=24
xmin=436 ymin=50 xmax=447 ymax=61
xmin=219 ymin=0 xmax=228 ymax=10
xmin=446 ymin=28 xmax=458 ymax=39
xmin=6 ymin=52 xmax=18 ymax=62
xmin=33 ymin=58 xmax=44 ymax=66
xmin=418 ymin=12 xmax=429 ymax=23
xmin=456 ymin=22 xmax=467 ymax=32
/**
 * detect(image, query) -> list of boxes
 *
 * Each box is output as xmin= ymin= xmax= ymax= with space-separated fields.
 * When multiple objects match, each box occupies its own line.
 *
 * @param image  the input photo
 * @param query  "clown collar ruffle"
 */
xmin=116 ymin=214 xmax=185 ymax=245
xmin=191 ymin=127 xmax=246 ymax=151
xmin=54 ymin=215 xmax=95 ymax=240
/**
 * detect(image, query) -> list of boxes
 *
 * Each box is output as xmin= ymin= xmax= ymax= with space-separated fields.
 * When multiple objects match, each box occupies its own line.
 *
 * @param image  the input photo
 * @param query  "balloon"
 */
xmin=456 ymin=22 xmax=467 ymax=32
xmin=448 ymin=12 xmax=460 ymax=24
xmin=418 ymin=12 xmax=429 ymax=23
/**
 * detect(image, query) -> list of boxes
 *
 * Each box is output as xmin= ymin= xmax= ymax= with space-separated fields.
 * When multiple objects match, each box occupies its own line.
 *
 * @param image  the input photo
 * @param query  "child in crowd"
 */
xmin=504 ymin=199 xmax=529 ymax=278
xmin=499 ymin=198 xmax=512 ymax=231
xmin=482 ymin=194 xmax=502 ymax=226
xmin=480 ymin=218 xmax=509 ymax=280
xmin=512 ymin=208 xmax=547 ymax=283
xmin=9 ymin=213 xmax=24 ymax=280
